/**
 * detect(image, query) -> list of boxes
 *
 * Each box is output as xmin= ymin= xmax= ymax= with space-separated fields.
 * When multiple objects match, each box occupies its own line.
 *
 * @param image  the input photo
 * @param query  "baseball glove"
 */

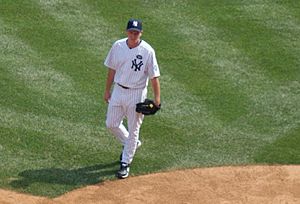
xmin=136 ymin=99 xmax=161 ymax=115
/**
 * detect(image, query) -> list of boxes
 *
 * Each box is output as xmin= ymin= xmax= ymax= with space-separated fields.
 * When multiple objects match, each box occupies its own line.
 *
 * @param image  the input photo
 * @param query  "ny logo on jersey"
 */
xmin=131 ymin=58 xmax=143 ymax=71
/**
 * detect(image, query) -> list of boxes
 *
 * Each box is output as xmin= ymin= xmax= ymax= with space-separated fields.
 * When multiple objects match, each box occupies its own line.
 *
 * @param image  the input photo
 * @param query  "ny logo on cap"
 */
xmin=133 ymin=21 xmax=138 ymax=27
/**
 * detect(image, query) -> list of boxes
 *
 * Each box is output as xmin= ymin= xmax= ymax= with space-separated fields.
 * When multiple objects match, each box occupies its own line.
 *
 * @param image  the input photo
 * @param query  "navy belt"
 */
xmin=117 ymin=83 xmax=130 ymax=89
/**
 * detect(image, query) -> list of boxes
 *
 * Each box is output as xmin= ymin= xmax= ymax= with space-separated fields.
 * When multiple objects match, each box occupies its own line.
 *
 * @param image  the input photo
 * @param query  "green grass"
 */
xmin=254 ymin=127 xmax=300 ymax=164
xmin=0 ymin=0 xmax=299 ymax=198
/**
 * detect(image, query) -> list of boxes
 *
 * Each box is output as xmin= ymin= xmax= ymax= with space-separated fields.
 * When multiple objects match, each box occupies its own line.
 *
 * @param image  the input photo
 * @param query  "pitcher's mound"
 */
xmin=1 ymin=165 xmax=299 ymax=204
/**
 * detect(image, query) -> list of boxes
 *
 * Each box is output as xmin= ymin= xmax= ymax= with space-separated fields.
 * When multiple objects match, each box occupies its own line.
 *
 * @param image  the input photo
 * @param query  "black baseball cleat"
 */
xmin=117 ymin=162 xmax=130 ymax=179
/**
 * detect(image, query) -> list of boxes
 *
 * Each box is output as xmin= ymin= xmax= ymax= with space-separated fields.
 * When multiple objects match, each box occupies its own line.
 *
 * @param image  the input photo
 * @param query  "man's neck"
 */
xmin=127 ymin=39 xmax=141 ymax=49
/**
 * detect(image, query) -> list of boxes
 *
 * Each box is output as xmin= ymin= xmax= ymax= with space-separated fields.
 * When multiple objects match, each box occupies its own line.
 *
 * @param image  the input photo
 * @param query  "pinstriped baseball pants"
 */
xmin=106 ymin=84 xmax=147 ymax=164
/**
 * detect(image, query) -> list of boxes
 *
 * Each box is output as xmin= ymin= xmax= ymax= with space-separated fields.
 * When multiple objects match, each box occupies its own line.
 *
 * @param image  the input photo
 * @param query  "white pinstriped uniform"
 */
xmin=104 ymin=38 xmax=160 ymax=164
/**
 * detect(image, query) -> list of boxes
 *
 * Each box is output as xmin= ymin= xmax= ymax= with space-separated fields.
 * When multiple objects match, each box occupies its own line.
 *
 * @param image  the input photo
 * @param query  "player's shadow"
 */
xmin=10 ymin=161 xmax=119 ymax=190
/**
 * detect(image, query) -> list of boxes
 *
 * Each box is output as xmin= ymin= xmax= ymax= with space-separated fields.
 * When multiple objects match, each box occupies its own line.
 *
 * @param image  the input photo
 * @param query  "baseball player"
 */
xmin=104 ymin=19 xmax=161 ymax=179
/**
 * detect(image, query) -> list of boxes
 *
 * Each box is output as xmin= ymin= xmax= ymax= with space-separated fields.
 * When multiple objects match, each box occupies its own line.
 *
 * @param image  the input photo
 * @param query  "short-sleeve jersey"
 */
xmin=104 ymin=38 xmax=160 ymax=89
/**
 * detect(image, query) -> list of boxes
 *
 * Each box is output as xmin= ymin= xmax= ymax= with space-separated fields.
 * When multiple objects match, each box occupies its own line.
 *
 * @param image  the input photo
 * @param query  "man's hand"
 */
xmin=104 ymin=90 xmax=111 ymax=103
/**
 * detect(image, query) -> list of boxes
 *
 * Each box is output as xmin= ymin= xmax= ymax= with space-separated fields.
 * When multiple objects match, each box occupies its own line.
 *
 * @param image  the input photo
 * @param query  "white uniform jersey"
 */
xmin=104 ymin=38 xmax=160 ymax=89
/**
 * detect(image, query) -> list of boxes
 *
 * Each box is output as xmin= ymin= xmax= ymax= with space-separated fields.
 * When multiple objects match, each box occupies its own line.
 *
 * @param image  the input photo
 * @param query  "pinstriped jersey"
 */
xmin=104 ymin=38 xmax=160 ymax=89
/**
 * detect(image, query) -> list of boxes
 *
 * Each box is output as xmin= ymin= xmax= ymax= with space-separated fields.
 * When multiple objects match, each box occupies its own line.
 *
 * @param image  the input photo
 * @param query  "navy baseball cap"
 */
xmin=127 ymin=19 xmax=142 ymax=32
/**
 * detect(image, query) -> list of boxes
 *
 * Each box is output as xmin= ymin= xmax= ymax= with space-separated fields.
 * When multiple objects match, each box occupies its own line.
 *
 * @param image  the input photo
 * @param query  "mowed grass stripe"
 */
xmin=197 ymin=2 xmax=300 ymax=140
xmin=0 ymin=5 xmax=120 ymax=195
xmin=237 ymin=2 xmax=300 ymax=162
xmin=36 ymin=0 xmax=117 ymax=54
xmin=83 ymin=0 xmax=299 ymax=166
xmin=0 ymin=24 xmax=76 ymax=100
xmin=283 ymin=0 xmax=300 ymax=21
xmin=144 ymin=2 xmax=252 ymax=122
xmin=254 ymin=126 xmax=300 ymax=164
xmin=0 ymin=107 xmax=109 ymax=149
xmin=0 ymin=0 xmax=103 ymax=97
xmin=0 ymin=106 xmax=112 ymax=163
xmin=0 ymin=21 xmax=43 ymax=114
xmin=240 ymin=2 xmax=300 ymax=76
xmin=206 ymin=2 xmax=300 ymax=82
xmin=183 ymin=2 xmax=297 ymax=135
xmin=142 ymin=1 xmax=299 ymax=161
xmin=131 ymin=4 xmax=262 ymax=165
xmin=0 ymin=1 xmax=109 ymax=126
xmin=0 ymin=21 xmax=101 ymax=125
xmin=0 ymin=20 xmax=114 ymax=152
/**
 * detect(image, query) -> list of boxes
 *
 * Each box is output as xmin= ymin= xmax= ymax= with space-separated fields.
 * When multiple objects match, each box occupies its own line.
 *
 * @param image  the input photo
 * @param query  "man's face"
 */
xmin=127 ymin=30 xmax=142 ymax=41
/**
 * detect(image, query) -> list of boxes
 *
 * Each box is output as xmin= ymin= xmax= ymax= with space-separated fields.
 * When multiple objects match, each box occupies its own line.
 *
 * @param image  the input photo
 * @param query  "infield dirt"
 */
xmin=0 ymin=165 xmax=299 ymax=204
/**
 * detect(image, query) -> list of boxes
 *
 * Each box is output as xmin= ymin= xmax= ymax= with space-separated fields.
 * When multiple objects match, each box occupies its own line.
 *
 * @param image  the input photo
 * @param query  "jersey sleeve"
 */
xmin=104 ymin=43 xmax=117 ymax=70
xmin=147 ymin=50 xmax=160 ymax=79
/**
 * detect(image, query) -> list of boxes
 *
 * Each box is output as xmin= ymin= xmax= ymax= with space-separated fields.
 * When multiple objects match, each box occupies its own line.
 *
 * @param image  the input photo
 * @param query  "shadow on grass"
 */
xmin=10 ymin=161 xmax=119 ymax=193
